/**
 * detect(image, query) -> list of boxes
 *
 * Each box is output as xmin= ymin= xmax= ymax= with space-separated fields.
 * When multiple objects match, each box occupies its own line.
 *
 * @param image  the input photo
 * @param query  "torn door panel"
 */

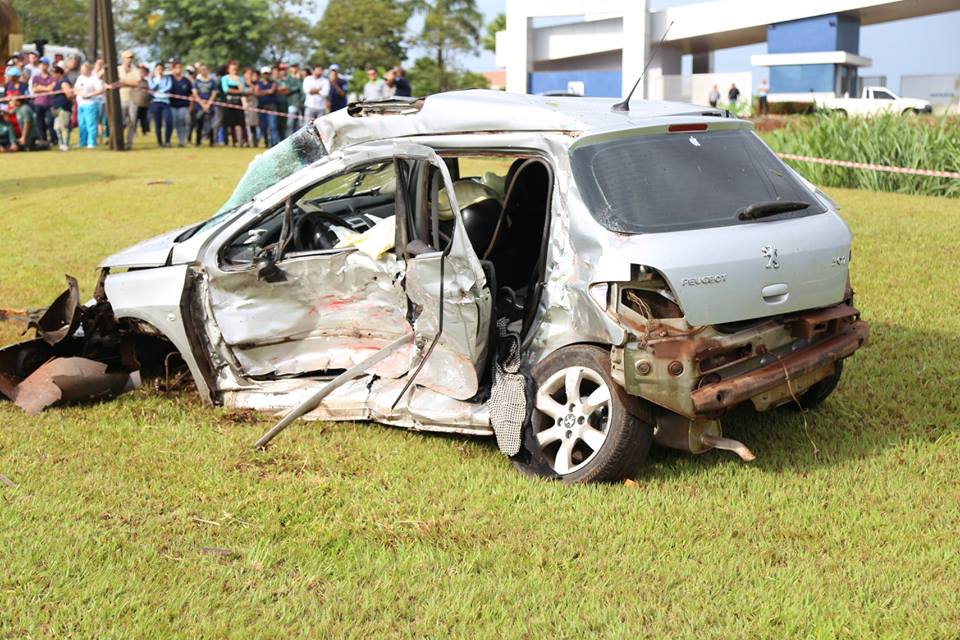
xmin=404 ymin=252 xmax=491 ymax=399
xmin=207 ymin=251 xmax=409 ymax=377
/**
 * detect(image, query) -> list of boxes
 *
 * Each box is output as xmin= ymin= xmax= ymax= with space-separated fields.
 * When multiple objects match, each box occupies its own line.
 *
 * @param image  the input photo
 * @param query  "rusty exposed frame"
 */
xmin=691 ymin=320 xmax=869 ymax=414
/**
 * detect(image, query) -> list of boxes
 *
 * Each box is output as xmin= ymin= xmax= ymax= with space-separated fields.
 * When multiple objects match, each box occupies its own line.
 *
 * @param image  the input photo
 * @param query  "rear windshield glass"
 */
xmin=570 ymin=129 xmax=824 ymax=234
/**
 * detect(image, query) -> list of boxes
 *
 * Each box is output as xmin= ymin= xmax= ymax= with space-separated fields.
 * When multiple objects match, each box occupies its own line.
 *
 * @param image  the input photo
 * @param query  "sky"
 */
xmin=452 ymin=0 xmax=960 ymax=94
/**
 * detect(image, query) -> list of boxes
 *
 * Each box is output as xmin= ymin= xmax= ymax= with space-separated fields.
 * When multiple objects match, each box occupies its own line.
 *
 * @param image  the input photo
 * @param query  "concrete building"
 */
xmin=496 ymin=0 xmax=960 ymax=103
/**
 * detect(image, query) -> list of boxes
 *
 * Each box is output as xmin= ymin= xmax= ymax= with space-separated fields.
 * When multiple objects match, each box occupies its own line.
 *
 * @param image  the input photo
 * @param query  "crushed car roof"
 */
xmin=314 ymin=89 xmax=728 ymax=152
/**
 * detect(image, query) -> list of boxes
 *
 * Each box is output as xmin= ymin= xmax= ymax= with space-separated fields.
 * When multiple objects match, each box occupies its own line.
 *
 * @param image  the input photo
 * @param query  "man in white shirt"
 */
xmin=302 ymin=65 xmax=330 ymax=122
xmin=363 ymin=68 xmax=387 ymax=101
xmin=23 ymin=51 xmax=40 ymax=84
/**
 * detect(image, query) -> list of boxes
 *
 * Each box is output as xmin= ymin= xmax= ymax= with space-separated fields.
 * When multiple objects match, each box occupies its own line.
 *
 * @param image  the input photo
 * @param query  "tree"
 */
xmin=123 ymin=0 xmax=271 ymax=67
xmin=313 ymin=0 xmax=413 ymax=72
xmin=11 ymin=0 xmax=89 ymax=50
xmin=261 ymin=2 xmax=315 ymax=64
xmin=409 ymin=55 xmax=487 ymax=97
xmin=417 ymin=0 xmax=482 ymax=93
xmin=482 ymin=12 xmax=504 ymax=55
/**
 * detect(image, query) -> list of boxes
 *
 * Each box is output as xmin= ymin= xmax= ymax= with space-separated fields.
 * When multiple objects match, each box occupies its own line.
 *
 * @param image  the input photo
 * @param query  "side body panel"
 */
xmin=104 ymin=265 xmax=214 ymax=403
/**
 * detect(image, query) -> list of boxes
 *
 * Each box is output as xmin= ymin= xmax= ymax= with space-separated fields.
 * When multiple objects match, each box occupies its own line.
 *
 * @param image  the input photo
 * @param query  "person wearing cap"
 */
xmin=116 ymin=50 xmax=141 ymax=149
xmin=147 ymin=62 xmax=173 ymax=147
xmin=328 ymin=64 xmax=348 ymax=113
xmin=73 ymin=62 xmax=105 ymax=148
xmin=281 ymin=63 xmax=303 ymax=132
xmin=302 ymin=64 xmax=330 ymax=122
xmin=169 ymin=61 xmax=193 ymax=147
xmin=254 ymin=65 xmax=278 ymax=147
xmin=3 ymin=66 xmax=28 ymax=102
xmin=50 ymin=63 xmax=74 ymax=151
xmin=28 ymin=57 xmax=56 ymax=144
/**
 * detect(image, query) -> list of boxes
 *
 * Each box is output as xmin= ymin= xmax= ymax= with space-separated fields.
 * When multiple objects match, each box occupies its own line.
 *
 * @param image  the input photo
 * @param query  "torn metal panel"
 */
xmin=207 ymin=251 xmax=409 ymax=379
xmin=0 ymin=345 xmax=141 ymax=414
xmin=8 ymin=357 xmax=140 ymax=414
xmin=27 ymin=275 xmax=81 ymax=346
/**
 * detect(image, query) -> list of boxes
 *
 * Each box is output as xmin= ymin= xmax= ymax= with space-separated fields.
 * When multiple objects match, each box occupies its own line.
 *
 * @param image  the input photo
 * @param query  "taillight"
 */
xmin=668 ymin=123 xmax=708 ymax=133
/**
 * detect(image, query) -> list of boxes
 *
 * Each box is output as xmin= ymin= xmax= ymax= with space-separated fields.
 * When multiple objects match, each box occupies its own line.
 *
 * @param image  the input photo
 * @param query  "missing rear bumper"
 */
xmin=690 ymin=320 xmax=869 ymax=414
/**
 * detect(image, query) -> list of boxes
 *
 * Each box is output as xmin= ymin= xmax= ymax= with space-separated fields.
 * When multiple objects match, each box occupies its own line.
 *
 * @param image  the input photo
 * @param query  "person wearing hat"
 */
xmin=28 ymin=57 xmax=56 ymax=144
xmin=327 ymin=64 xmax=348 ymax=113
xmin=117 ymin=50 xmax=141 ymax=149
xmin=254 ymin=65 xmax=278 ymax=147
xmin=3 ymin=66 xmax=28 ymax=101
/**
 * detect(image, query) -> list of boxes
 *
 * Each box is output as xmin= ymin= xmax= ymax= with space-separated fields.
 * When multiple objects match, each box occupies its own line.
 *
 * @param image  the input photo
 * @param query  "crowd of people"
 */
xmin=0 ymin=49 xmax=413 ymax=152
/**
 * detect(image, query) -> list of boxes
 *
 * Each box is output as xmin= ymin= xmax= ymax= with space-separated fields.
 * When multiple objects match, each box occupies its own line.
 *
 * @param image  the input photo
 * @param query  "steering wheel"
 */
xmin=294 ymin=211 xmax=345 ymax=252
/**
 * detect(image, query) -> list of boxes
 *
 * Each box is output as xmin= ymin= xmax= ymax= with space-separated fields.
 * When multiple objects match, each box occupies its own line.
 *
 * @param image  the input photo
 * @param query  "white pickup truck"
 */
xmin=819 ymin=86 xmax=933 ymax=117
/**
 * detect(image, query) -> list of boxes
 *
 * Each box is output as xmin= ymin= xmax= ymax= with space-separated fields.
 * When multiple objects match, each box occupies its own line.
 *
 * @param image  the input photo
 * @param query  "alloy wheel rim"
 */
xmin=533 ymin=366 xmax=611 ymax=475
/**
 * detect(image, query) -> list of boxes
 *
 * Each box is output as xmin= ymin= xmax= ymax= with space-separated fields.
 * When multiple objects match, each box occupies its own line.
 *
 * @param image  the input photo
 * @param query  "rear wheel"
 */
xmin=797 ymin=360 xmax=843 ymax=409
xmin=513 ymin=345 xmax=652 ymax=483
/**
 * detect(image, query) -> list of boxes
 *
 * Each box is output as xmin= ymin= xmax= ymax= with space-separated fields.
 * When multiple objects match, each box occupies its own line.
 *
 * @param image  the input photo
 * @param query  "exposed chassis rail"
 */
xmin=691 ymin=320 xmax=869 ymax=414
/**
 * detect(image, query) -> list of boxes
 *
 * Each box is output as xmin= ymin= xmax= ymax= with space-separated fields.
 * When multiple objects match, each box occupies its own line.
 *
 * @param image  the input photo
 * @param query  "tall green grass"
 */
xmin=768 ymin=113 xmax=960 ymax=198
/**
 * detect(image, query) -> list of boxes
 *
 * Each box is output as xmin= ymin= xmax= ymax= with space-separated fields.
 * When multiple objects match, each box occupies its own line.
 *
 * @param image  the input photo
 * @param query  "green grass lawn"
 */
xmin=1 ymin=146 xmax=959 ymax=638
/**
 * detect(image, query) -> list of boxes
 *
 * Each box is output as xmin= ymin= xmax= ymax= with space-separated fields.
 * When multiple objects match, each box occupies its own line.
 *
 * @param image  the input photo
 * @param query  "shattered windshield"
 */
xmin=570 ymin=129 xmax=824 ymax=234
xmin=212 ymin=125 xmax=328 ymax=218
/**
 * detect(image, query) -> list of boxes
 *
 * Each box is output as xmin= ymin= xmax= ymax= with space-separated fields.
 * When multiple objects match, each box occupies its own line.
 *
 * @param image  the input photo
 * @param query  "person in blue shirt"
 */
xmin=168 ymin=60 xmax=193 ymax=147
xmin=254 ymin=65 xmax=278 ymax=147
xmin=147 ymin=62 xmax=173 ymax=147
xmin=328 ymin=64 xmax=349 ymax=112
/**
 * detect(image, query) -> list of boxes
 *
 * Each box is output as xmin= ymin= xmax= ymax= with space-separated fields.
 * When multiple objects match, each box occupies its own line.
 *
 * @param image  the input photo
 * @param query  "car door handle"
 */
xmin=762 ymin=283 xmax=789 ymax=304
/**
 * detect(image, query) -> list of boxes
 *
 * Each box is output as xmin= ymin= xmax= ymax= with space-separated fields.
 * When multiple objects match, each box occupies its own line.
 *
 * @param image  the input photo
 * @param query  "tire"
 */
xmin=797 ymin=360 xmax=843 ymax=409
xmin=835 ymin=109 xmax=848 ymax=118
xmin=512 ymin=345 xmax=652 ymax=483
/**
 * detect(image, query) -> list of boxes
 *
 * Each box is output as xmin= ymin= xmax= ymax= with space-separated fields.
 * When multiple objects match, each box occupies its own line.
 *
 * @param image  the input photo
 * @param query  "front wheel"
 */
xmin=513 ymin=345 xmax=652 ymax=483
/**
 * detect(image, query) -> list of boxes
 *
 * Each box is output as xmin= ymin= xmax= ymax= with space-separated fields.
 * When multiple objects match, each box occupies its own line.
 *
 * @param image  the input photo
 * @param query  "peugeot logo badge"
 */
xmin=762 ymin=245 xmax=780 ymax=269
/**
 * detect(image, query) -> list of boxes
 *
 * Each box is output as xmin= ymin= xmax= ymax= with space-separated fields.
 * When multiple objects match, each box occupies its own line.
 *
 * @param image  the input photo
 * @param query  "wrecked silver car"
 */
xmin=1 ymin=90 xmax=868 ymax=483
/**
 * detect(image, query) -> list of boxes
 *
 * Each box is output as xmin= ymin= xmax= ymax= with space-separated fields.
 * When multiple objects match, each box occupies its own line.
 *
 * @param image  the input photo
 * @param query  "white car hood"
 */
xmin=99 ymin=225 xmax=194 ymax=269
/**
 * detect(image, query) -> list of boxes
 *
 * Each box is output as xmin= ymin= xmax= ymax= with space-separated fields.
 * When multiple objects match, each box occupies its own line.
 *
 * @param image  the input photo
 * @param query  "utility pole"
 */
xmin=98 ymin=0 xmax=126 ymax=151
xmin=87 ymin=0 xmax=99 ymax=61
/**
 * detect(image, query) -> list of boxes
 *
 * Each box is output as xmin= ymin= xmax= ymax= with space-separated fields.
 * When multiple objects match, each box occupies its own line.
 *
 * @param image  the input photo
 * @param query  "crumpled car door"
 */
xmin=393 ymin=143 xmax=493 ymax=401
xmin=199 ymin=152 xmax=412 ymax=381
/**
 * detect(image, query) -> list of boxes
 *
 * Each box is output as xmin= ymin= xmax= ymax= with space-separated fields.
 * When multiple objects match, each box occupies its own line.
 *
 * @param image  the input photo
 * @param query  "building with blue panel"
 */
xmin=757 ymin=13 xmax=870 ymax=99
xmin=497 ymin=0 xmax=960 ymax=102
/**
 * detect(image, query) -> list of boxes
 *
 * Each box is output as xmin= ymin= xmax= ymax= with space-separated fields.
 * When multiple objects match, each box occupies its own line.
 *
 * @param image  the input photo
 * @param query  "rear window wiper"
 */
xmin=737 ymin=200 xmax=810 ymax=221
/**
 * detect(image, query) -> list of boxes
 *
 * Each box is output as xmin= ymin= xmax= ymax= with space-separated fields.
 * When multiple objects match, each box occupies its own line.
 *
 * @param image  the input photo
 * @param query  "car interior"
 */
xmin=219 ymin=151 xmax=554 ymax=354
